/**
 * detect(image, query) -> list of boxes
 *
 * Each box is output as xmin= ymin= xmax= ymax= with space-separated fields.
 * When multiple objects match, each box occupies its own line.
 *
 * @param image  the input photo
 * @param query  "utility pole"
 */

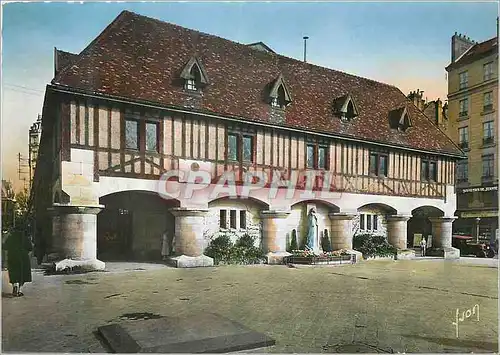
xmin=17 ymin=152 xmax=29 ymax=189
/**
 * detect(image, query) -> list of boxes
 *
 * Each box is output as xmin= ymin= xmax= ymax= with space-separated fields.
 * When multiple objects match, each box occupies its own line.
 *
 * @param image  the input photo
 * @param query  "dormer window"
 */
xmin=268 ymin=74 xmax=292 ymax=109
xmin=389 ymin=106 xmax=412 ymax=132
xmin=180 ymin=56 xmax=209 ymax=92
xmin=333 ymin=94 xmax=359 ymax=122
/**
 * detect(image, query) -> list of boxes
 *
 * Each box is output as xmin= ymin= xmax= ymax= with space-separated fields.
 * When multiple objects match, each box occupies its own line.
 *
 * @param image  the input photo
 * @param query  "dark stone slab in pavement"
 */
xmin=98 ymin=313 xmax=275 ymax=353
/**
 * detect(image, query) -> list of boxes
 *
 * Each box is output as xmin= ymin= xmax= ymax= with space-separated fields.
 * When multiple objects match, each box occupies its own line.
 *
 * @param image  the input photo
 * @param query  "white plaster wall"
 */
xmin=205 ymin=199 xmax=264 ymax=248
xmin=352 ymin=206 xmax=389 ymax=238
xmin=61 ymin=148 xmax=100 ymax=206
xmin=286 ymin=202 xmax=331 ymax=249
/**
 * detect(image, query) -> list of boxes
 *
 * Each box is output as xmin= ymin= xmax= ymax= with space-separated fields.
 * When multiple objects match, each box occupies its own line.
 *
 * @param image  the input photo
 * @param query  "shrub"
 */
xmin=205 ymin=233 xmax=265 ymax=265
xmin=321 ymin=230 xmax=332 ymax=252
xmin=204 ymin=234 xmax=233 ymax=264
xmin=289 ymin=229 xmax=298 ymax=252
xmin=353 ymin=233 xmax=396 ymax=258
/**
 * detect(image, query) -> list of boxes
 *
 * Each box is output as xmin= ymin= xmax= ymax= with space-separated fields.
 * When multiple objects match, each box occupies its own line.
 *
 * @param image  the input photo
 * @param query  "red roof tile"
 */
xmin=54 ymin=49 xmax=78 ymax=76
xmin=52 ymin=10 xmax=462 ymax=157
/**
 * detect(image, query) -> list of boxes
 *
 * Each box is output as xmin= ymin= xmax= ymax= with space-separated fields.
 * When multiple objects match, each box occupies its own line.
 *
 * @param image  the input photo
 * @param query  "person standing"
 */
xmin=161 ymin=230 xmax=169 ymax=261
xmin=3 ymin=224 xmax=33 ymax=297
xmin=420 ymin=237 xmax=427 ymax=257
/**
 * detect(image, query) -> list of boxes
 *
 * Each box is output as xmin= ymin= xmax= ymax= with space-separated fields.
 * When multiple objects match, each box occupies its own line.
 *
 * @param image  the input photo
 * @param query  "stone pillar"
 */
xmin=260 ymin=210 xmax=291 ymax=264
xmin=387 ymin=215 xmax=415 ymax=260
xmin=387 ymin=215 xmax=411 ymax=249
xmin=328 ymin=213 xmax=356 ymax=250
xmin=429 ymin=216 xmax=459 ymax=259
xmin=48 ymin=203 xmax=105 ymax=271
xmin=168 ymin=208 xmax=213 ymax=267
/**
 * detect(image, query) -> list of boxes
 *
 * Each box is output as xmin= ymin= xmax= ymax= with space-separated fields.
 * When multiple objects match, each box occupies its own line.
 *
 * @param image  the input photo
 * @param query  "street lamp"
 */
xmin=475 ymin=217 xmax=481 ymax=243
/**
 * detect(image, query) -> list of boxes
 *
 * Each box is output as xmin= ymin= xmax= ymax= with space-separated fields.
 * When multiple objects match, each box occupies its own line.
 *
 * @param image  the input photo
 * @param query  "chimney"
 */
xmin=408 ymin=89 xmax=425 ymax=111
xmin=436 ymin=98 xmax=443 ymax=126
xmin=451 ymin=32 xmax=476 ymax=63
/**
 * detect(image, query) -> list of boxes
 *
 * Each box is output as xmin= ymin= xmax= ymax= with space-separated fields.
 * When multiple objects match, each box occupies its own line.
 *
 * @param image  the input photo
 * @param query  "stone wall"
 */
xmin=352 ymin=205 xmax=389 ymax=238
xmin=205 ymin=199 xmax=264 ymax=248
xmin=61 ymin=148 xmax=100 ymax=205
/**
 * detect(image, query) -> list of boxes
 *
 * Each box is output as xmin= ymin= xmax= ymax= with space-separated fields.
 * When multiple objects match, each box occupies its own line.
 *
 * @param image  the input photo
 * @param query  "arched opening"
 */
xmin=206 ymin=196 xmax=269 ymax=247
xmin=407 ymin=206 xmax=445 ymax=248
xmin=98 ymin=191 xmax=180 ymax=261
xmin=355 ymin=203 xmax=397 ymax=238
xmin=290 ymin=200 xmax=340 ymax=250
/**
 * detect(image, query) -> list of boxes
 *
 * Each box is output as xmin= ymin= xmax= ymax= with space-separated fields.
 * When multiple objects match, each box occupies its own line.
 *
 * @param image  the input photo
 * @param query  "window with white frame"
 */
xmin=459 ymin=71 xmax=468 ymax=90
xmin=484 ymin=62 xmax=494 ymax=81
xmin=359 ymin=214 xmax=378 ymax=232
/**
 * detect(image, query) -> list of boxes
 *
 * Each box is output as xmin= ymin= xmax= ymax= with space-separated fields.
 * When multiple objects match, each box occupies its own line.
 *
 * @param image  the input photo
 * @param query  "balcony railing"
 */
xmin=482 ymin=173 xmax=495 ymax=182
xmin=483 ymin=136 xmax=495 ymax=146
xmin=483 ymin=104 xmax=494 ymax=113
xmin=459 ymin=141 xmax=469 ymax=149
xmin=484 ymin=73 xmax=494 ymax=81
xmin=459 ymin=111 xmax=468 ymax=117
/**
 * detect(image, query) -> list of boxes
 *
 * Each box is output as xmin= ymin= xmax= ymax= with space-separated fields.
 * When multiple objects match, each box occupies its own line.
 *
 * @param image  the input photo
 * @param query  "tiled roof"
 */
xmin=446 ymin=37 xmax=498 ymax=71
xmin=52 ymin=10 xmax=462 ymax=156
xmin=54 ymin=49 xmax=79 ymax=76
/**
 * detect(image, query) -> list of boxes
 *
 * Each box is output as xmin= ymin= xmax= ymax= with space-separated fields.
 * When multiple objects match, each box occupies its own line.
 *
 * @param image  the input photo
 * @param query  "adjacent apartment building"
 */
xmin=32 ymin=11 xmax=463 ymax=269
xmin=446 ymin=28 xmax=499 ymax=242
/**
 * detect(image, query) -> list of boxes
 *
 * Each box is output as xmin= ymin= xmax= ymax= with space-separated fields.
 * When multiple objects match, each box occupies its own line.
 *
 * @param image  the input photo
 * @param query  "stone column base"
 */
xmin=54 ymin=258 xmax=105 ymax=272
xmin=426 ymin=247 xmax=460 ymax=259
xmin=266 ymin=251 xmax=292 ymax=265
xmin=395 ymin=249 xmax=415 ymax=260
xmin=167 ymin=255 xmax=214 ymax=268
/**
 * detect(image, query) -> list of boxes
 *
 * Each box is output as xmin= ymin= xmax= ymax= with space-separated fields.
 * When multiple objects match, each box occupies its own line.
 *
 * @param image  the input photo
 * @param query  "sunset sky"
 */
xmin=2 ymin=1 xmax=498 ymax=190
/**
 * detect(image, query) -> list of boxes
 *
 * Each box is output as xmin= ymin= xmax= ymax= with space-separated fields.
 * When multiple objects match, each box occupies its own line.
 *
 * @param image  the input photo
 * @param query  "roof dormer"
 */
xmin=333 ymin=94 xmax=359 ymax=122
xmin=268 ymin=74 xmax=292 ymax=109
xmin=180 ymin=56 xmax=209 ymax=92
xmin=389 ymin=106 xmax=412 ymax=132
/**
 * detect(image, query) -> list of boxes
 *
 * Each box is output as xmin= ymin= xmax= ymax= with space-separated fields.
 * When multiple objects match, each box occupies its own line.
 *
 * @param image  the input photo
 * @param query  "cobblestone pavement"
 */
xmin=2 ymin=259 xmax=498 ymax=353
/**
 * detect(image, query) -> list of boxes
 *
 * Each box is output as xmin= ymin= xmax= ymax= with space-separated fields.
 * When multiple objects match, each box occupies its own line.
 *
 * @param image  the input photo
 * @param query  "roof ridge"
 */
xmin=124 ymin=10 xmax=399 ymax=91
xmin=53 ymin=10 xmax=131 ymax=84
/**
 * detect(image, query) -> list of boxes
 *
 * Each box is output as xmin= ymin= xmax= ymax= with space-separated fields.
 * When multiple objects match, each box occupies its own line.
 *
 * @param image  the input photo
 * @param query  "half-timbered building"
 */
xmin=33 ymin=10 xmax=464 ymax=269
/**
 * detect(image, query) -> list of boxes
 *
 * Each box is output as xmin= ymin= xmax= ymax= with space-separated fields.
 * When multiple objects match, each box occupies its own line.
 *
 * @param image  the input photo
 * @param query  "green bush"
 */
xmin=289 ymin=229 xmax=298 ymax=252
xmin=321 ymin=230 xmax=332 ymax=252
xmin=204 ymin=234 xmax=233 ymax=264
xmin=205 ymin=232 xmax=265 ymax=265
xmin=353 ymin=233 xmax=396 ymax=258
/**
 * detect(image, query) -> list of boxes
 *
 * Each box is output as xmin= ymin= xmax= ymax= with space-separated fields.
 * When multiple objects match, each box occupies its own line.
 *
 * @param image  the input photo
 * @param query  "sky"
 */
xmin=1 ymin=1 xmax=498 ymax=190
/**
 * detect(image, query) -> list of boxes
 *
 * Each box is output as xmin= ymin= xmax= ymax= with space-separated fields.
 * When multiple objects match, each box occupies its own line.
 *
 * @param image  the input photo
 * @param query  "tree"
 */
xmin=289 ymin=229 xmax=298 ymax=251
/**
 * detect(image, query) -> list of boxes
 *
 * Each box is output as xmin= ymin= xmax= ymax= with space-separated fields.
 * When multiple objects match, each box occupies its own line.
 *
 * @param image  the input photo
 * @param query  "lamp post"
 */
xmin=475 ymin=217 xmax=481 ymax=243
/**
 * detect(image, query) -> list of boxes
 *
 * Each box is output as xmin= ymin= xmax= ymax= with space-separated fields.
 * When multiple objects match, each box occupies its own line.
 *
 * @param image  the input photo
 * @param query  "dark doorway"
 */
xmin=98 ymin=191 xmax=179 ymax=261
xmin=98 ymin=208 xmax=133 ymax=261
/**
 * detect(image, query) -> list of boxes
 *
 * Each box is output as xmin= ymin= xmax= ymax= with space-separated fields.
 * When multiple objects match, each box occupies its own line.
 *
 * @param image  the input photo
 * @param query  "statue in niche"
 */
xmin=305 ymin=207 xmax=319 ymax=252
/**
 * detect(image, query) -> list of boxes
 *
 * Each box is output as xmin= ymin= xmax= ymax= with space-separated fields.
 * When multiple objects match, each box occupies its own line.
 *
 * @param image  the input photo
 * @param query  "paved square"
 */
xmin=2 ymin=259 xmax=498 ymax=353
